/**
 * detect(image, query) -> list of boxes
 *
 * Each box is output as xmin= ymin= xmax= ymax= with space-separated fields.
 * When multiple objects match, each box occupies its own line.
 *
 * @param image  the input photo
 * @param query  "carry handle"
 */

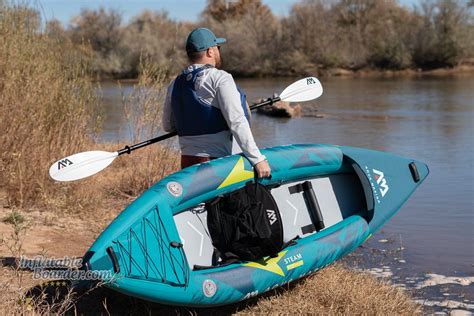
xmin=253 ymin=168 xmax=272 ymax=184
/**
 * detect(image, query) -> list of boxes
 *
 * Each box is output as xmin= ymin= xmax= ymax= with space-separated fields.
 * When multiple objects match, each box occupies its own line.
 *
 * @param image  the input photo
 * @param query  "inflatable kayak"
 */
xmin=81 ymin=144 xmax=428 ymax=306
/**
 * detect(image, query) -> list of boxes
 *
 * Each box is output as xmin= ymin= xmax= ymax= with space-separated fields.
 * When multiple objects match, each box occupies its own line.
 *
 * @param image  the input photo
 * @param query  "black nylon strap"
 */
xmin=288 ymin=183 xmax=305 ymax=194
xmin=301 ymin=224 xmax=316 ymax=235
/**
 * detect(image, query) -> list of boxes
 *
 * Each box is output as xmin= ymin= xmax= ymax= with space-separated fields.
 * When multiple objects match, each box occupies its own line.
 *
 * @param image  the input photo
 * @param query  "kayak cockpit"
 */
xmin=174 ymin=163 xmax=369 ymax=270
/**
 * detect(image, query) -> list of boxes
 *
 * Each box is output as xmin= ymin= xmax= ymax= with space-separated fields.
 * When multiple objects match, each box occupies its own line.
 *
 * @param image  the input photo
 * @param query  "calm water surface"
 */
xmin=99 ymin=76 xmax=474 ymax=285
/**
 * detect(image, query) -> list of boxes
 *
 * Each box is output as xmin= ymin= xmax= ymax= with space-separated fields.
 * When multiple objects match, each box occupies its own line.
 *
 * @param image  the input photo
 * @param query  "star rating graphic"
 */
xmin=41 ymin=280 xmax=68 ymax=287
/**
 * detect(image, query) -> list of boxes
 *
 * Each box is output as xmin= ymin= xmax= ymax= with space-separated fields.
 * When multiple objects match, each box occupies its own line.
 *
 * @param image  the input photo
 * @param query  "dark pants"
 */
xmin=181 ymin=155 xmax=216 ymax=169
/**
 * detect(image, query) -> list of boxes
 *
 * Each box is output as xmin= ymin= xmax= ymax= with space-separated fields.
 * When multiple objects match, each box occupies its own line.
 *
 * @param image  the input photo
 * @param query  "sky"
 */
xmin=34 ymin=0 xmax=420 ymax=25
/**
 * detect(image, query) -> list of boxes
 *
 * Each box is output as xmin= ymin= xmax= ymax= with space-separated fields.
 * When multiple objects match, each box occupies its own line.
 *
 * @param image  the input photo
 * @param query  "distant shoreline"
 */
xmin=325 ymin=63 xmax=474 ymax=78
xmin=109 ymin=63 xmax=474 ymax=84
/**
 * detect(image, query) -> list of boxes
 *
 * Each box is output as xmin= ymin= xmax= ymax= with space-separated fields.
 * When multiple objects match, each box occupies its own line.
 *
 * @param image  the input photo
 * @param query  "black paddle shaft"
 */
xmin=117 ymin=96 xmax=281 ymax=156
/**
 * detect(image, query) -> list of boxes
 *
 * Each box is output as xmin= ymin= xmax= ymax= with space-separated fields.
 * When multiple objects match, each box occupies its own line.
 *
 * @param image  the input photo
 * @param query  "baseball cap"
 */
xmin=186 ymin=28 xmax=226 ymax=53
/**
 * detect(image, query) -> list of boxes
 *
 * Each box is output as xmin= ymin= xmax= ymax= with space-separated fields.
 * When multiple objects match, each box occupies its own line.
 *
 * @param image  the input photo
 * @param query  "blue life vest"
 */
xmin=171 ymin=65 xmax=250 ymax=137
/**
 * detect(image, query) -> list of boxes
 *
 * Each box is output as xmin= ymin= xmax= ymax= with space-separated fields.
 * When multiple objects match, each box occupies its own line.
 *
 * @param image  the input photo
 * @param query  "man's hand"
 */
xmin=254 ymin=160 xmax=271 ymax=178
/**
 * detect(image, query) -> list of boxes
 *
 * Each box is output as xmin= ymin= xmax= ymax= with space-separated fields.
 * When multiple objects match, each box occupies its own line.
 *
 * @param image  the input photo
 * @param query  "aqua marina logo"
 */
xmin=57 ymin=158 xmax=73 ymax=170
xmin=373 ymin=169 xmax=389 ymax=197
xmin=266 ymin=209 xmax=277 ymax=225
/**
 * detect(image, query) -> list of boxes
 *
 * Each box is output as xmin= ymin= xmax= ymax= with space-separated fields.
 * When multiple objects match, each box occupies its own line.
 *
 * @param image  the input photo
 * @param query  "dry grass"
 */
xmin=113 ymin=60 xmax=180 ymax=196
xmin=240 ymin=264 xmax=420 ymax=315
xmin=0 ymin=3 xmax=179 ymax=213
xmin=0 ymin=205 xmax=75 ymax=314
xmin=0 ymin=2 xmax=99 ymax=209
xmin=107 ymin=145 xmax=179 ymax=198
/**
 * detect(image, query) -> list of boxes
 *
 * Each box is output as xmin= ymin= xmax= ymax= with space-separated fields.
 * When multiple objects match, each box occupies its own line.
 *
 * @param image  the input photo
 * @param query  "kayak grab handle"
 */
xmin=81 ymin=251 xmax=94 ymax=271
xmin=409 ymin=162 xmax=420 ymax=183
xmin=106 ymin=247 xmax=120 ymax=273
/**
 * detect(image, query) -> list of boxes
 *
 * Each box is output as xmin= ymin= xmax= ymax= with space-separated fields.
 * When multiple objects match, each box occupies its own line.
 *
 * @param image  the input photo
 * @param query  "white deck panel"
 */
xmin=174 ymin=173 xmax=366 ymax=268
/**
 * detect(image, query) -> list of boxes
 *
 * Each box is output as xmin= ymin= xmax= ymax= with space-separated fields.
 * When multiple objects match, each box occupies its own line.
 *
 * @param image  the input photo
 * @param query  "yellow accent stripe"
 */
xmin=217 ymin=157 xmax=254 ymax=189
xmin=244 ymin=251 xmax=287 ymax=277
xmin=286 ymin=260 xmax=304 ymax=271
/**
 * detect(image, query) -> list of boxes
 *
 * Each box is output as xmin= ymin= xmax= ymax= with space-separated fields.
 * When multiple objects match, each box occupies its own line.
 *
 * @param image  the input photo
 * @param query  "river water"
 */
xmin=99 ymin=75 xmax=474 ymax=311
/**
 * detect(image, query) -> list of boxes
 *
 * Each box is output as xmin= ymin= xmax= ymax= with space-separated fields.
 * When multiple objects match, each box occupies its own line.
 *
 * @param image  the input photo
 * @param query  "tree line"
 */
xmin=44 ymin=0 xmax=473 ymax=78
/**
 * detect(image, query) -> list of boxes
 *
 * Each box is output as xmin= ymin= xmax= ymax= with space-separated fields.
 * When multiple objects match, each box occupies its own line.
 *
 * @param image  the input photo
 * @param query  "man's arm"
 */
xmin=162 ymin=80 xmax=176 ymax=132
xmin=216 ymin=74 xmax=271 ymax=177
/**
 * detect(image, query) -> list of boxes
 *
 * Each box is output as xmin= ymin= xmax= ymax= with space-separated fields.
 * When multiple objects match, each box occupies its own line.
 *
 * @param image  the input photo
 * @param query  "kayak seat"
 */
xmin=206 ymin=182 xmax=284 ymax=263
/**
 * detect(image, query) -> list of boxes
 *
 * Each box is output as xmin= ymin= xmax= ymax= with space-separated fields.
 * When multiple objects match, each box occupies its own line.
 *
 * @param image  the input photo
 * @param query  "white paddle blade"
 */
xmin=279 ymin=77 xmax=323 ymax=102
xmin=49 ymin=151 xmax=118 ymax=182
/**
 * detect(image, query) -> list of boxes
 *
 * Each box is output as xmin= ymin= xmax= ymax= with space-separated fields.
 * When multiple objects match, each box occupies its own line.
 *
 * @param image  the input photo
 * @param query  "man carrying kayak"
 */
xmin=162 ymin=27 xmax=271 ymax=178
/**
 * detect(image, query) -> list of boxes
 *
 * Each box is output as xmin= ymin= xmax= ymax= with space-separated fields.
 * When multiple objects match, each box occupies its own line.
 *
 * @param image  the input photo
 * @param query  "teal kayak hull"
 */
xmin=82 ymin=144 xmax=429 ymax=306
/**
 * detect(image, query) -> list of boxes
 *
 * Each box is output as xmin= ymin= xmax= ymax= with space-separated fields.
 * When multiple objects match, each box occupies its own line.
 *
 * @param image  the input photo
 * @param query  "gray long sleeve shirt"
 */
xmin=162 ymin=64 xmax=265 ymax=166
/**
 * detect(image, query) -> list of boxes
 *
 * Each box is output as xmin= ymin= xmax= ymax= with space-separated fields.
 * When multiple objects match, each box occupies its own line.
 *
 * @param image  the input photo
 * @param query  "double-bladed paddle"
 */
xmin=49 ymin=77 xmax=323 ymax=182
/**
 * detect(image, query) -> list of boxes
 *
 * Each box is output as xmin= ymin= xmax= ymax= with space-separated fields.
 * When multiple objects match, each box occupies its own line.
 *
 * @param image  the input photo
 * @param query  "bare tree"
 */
xmin=69 ymin=8 xmax=124 ymax=76
xmin=203 ymin=0 xmax=280 ymax=76
xmin=413 ymin=0 xmax=473 ymax=68
xmin=121 ymin=10 xmax=190 ymax=77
